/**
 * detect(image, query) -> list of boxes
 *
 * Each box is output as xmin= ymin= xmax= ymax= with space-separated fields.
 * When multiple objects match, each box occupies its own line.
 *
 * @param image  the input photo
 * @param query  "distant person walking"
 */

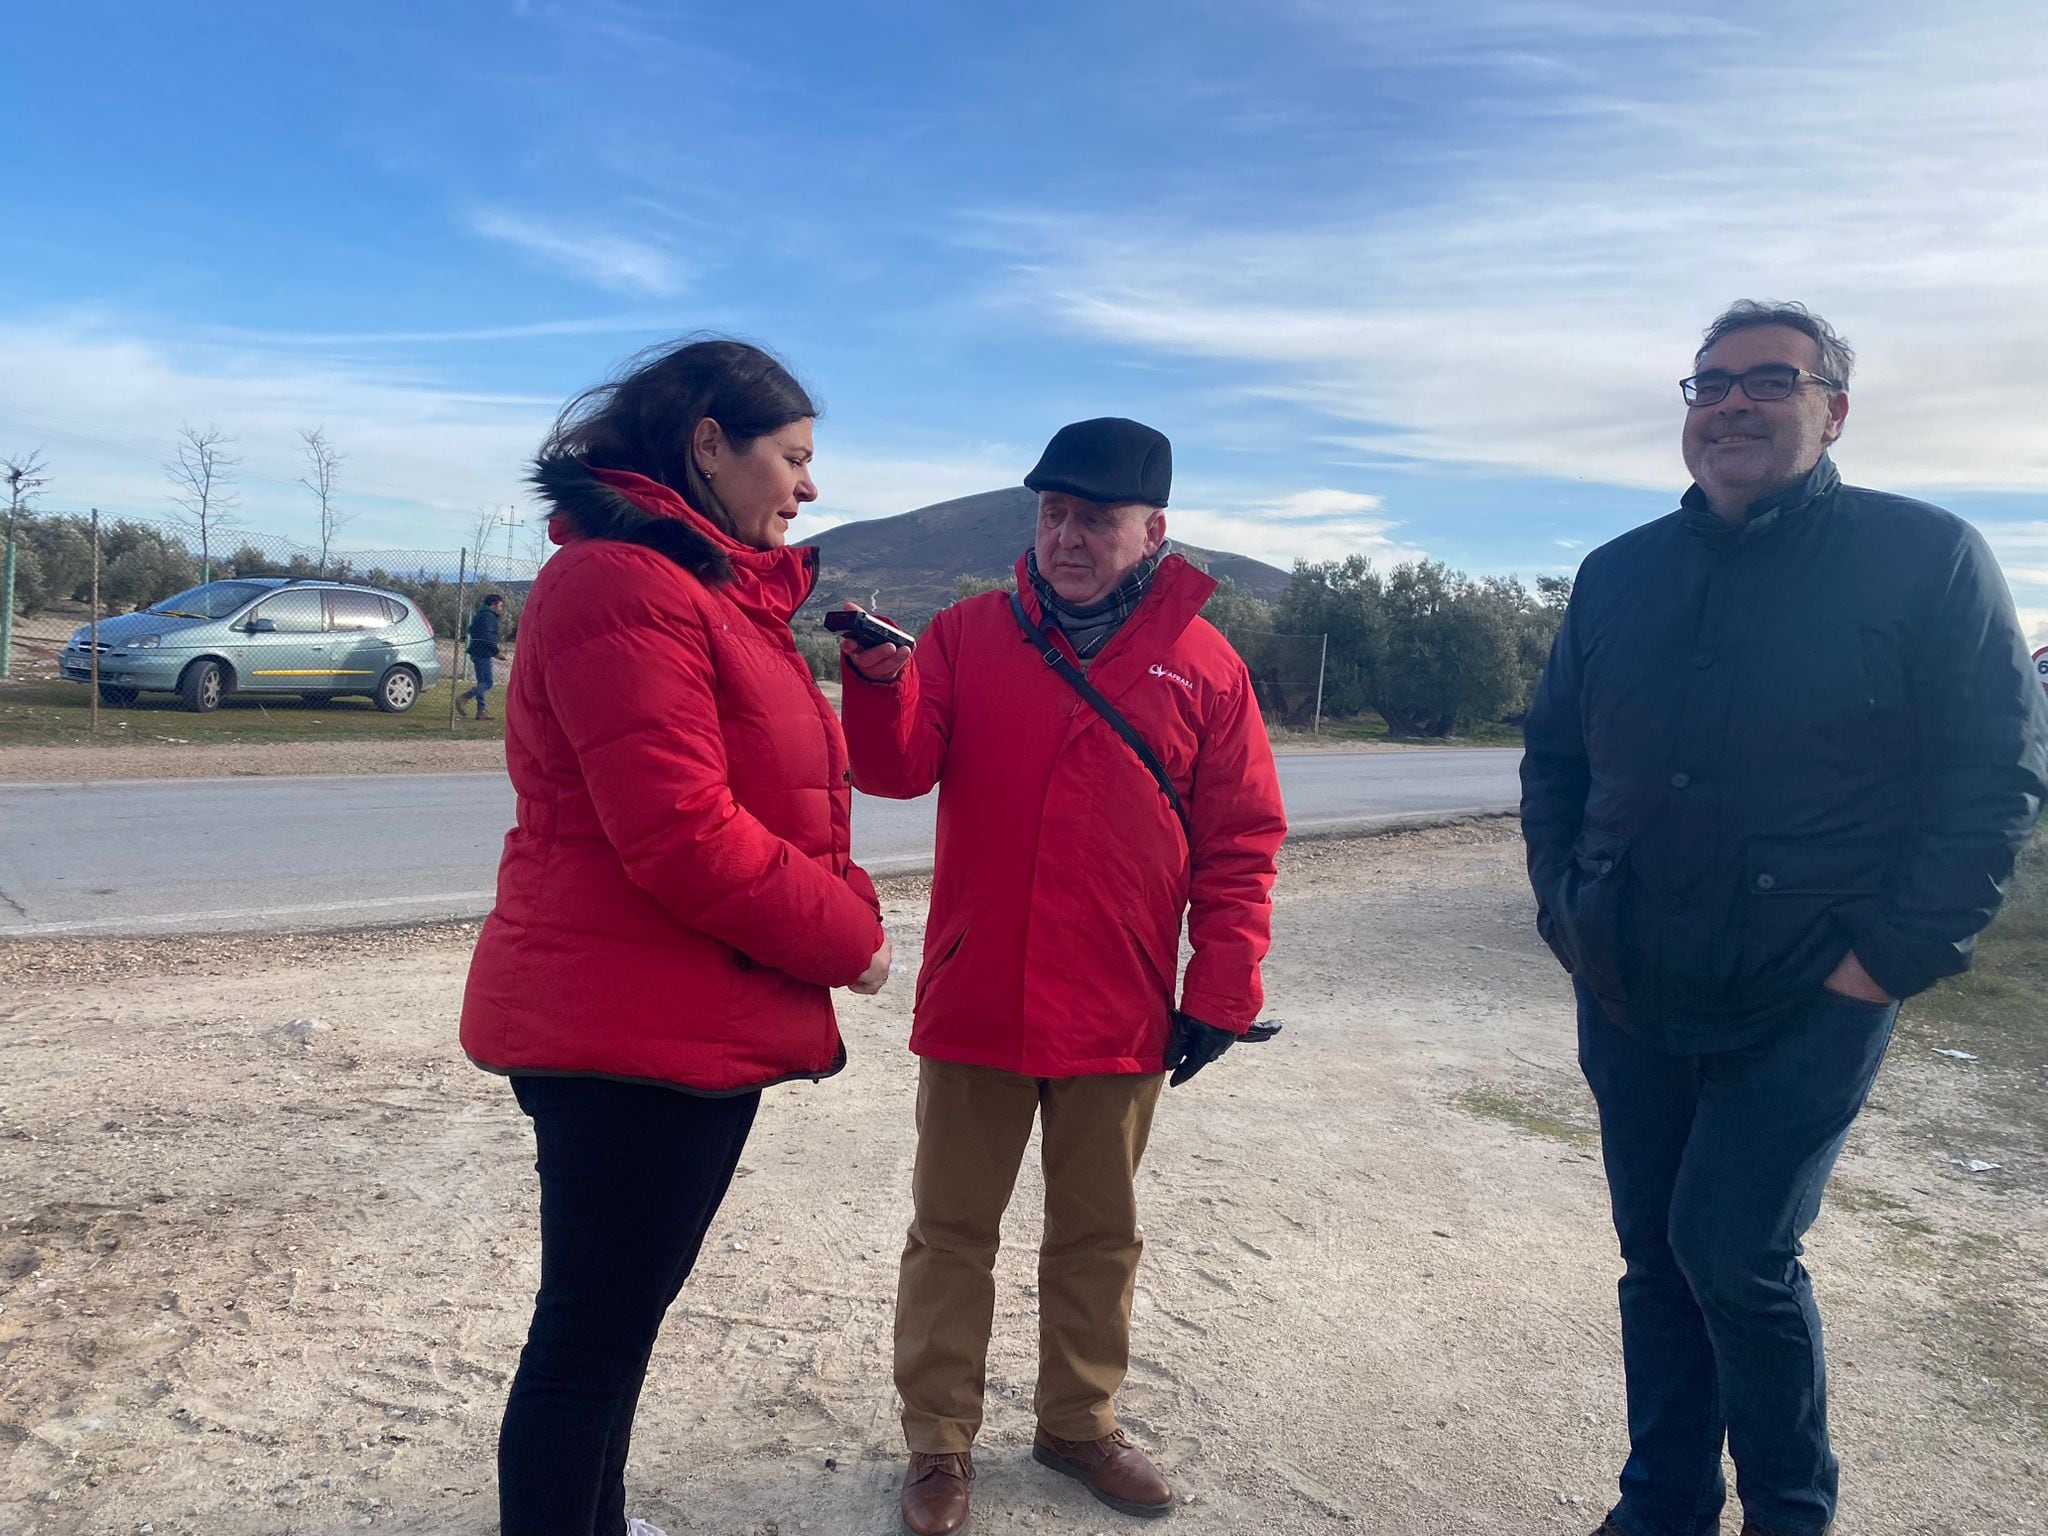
xmin=460 ymin=337 xmax=892 ymax=1536
xmin=1521 ymin=301 xmax=2048 ymax=1536
xmin=457 ymin=593 xmax=506 ymax=719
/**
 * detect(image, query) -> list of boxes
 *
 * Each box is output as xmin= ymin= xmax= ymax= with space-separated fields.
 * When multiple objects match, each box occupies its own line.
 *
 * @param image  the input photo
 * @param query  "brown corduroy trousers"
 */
xmin=894 ymin=1058 xmax=1166 ymax=1452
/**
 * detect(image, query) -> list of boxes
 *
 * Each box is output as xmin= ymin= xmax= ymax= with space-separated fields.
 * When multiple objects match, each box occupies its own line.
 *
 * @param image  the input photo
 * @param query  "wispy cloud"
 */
xmin=989 ymin=2 xmax=2048 ymax=497
xmin=1169 ymin=485 xmax=1427 ymax=569
xmin=804 ymin=444 xmax=1030 ymax=532
xmin=1976 ymin=520 xmax=2048 ymax=646
xmin=0 ymin=318 xmax=554 ymax=544
xmin=195 ymin=316 xmax=681 ymax=347
xmin=468 ymin=207 xmax=686 ymax=296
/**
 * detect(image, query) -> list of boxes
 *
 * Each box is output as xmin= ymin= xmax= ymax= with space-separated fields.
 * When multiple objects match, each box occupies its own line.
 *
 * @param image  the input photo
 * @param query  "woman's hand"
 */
xmin=839 ymin=605 xmax=914 ymax=684
xmin=850 ymin=935 xmax=894 ymax=995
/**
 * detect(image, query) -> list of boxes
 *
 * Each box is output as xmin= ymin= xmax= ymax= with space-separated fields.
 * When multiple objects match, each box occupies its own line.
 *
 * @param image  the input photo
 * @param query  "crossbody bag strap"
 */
xmin=1010 ymin=588 xmax=1189 ymax=835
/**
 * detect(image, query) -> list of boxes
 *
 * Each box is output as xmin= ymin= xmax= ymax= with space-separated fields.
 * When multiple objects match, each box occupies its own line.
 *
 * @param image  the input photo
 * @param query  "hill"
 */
xmin=799 ymin=486 xmax=1292 ymax=626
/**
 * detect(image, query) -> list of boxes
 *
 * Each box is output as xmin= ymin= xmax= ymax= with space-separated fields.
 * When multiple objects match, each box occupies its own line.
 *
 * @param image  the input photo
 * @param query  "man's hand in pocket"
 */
xmin=1823 ymin=951 xmax=1895 ymax=1006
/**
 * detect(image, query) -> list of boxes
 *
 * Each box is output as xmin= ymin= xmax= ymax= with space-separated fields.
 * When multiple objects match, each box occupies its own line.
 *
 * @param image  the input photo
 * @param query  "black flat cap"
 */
xmin=1023 ymin=417 xmax=1172 ymax=507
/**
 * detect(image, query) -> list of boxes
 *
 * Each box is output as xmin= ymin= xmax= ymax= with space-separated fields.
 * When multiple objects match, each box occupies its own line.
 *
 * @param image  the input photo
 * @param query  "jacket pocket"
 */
xmin=1547 ymin=827 xmax=1632 ymax=1000
xmin=915 ymin=926 xmax=968 ymax=1010
xmin=1120 ymin=913 xmax=1180 ymax=1004
xmin=1742 ymin=839 xmax=1890 ymax=995
xmin=1857 ymin=625 xmax=1914 ymax=750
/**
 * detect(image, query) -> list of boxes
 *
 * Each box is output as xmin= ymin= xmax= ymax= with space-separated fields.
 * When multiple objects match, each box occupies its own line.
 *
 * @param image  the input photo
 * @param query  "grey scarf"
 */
xmin=1025 ymin=546 xmax=1165 ymax=662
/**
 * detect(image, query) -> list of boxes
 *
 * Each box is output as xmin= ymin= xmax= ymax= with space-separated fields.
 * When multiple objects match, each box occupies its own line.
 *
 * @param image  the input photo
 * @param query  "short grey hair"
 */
xmin=1697 ymin=300 xmax=1855 ymax=389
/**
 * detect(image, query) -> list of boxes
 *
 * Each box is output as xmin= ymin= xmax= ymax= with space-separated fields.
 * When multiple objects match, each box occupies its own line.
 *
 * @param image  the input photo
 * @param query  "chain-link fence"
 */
xmin=0 ymin=507 xmax=547 ymax=728
xmin=1219 ymin=628 xmax=1329 ymax=730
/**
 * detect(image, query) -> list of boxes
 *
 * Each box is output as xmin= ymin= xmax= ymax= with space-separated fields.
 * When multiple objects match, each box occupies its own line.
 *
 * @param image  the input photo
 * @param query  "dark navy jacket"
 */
xmin=1521 ymin=456 xmax=2048 ymax=1051
xmin=466 ymin=603 xmax=503 ymax=659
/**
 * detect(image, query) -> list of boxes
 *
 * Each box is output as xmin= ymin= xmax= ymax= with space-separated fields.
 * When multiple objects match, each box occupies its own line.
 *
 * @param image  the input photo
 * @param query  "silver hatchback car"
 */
xmin=60 ymin=577 xmax=443 ymax=713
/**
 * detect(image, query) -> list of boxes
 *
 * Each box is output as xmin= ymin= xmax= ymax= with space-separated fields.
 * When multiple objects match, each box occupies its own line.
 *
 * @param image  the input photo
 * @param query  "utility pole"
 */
xmin=501 ymin=507 xmax=524 ymax=573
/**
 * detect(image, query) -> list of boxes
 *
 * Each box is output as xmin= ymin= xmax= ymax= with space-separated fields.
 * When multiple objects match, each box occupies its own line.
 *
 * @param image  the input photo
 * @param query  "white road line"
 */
xmin=0 ymin=890 xmax=497 ymax=938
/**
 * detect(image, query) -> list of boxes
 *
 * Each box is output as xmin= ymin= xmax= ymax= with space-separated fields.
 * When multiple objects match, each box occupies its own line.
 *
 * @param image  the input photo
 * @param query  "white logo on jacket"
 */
xmin=1150 ymin=663 xmax=1195 ymax=691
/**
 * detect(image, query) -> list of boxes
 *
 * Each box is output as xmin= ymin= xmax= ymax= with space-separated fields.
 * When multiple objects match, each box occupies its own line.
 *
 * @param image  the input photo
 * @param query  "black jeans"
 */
xmin=1578 ymin=981 xmax=1897 ymax=1536
xmin=500 ymin=1075 xmax=760 ymax=1536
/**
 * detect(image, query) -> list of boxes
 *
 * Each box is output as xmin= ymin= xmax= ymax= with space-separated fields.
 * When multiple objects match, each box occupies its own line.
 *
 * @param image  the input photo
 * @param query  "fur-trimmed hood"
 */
xmin=531 ymin=453 xmax=736 ymax=585
xmin=529 ymin=454 xmax=822 ymax=623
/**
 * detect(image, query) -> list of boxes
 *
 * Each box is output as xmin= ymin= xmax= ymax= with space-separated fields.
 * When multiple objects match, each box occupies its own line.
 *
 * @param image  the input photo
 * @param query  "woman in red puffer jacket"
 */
xmin=460 ymin=337 xmax=891 ymax=1536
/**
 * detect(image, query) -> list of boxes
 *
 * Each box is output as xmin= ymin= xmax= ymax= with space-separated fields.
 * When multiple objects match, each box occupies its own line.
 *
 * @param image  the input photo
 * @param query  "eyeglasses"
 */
xmin=1680 ymin=365 xmax=1841 ymax=406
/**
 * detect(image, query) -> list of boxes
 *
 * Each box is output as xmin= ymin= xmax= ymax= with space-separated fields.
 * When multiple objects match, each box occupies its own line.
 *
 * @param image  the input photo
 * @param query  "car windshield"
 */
xmin=145 ymin=582 xmax=277 ymax=619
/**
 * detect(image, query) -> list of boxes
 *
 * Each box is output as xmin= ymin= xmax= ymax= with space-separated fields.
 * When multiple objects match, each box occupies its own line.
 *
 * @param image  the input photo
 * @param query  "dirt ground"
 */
xmin=1 ymin=823 xmax=2042 ymax=1536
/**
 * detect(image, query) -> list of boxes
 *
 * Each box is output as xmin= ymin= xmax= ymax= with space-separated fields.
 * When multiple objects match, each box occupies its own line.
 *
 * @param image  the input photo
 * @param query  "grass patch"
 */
xmin=1828 ymin=1181 xmax=1910 ymax=1215
xmin=1948 ymin=1231 xmax=2006 ymax=1261
xmin=1894 ymin=828 xmax=2048 ymax=1156
xmin=1930 ymin=1254 xmax=2048 ymax=1427
xmin=1272 ymin=714 xmax=1524 ymax=750
xmin=1454 ymin=1085 xmax=1597 ymax=1146
xmin=0 ymin=675 xmax=501 ymax=747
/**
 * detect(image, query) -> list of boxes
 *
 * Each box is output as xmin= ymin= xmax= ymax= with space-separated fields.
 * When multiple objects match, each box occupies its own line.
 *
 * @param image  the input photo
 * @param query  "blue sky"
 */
xmin=5 ymin=0 xmax=2046 ymax=638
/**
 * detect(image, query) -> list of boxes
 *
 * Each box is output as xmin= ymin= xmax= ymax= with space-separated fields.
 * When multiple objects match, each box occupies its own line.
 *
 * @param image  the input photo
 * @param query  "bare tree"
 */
xmin=298 ymin=427 xmax=351 ymax=573
xmin=165 ymin=424 xmax=240 ymax=579
xmin=524 ymin=511 xmax=551 ymax=571
xmin=469 ymin=504 xmax=502 ymax=572
xmin=3 ymin=448 xmax=50 ymax=538
xmin=2 ymin=450 xmax=50 ymax=675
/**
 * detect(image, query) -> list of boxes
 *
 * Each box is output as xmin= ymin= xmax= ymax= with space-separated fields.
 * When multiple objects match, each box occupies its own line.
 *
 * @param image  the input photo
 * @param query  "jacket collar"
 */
xmin=1010 ymin=547 xmax=1218 ymax=656
xmin=531 ymin=455 xmax=818 ymax=621
xmin=1681 ymin=454 xmax=1841 ymax=543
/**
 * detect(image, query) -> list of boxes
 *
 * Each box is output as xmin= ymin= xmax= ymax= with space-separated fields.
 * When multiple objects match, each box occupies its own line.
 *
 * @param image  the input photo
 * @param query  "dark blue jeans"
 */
xmin=462 ymin=652 xmax=496 ymax=709
xmin=1577 ymin=981 xmax=1897 ymax=1536
xmin=499 ymin=1075 xmax=760 ymax=1536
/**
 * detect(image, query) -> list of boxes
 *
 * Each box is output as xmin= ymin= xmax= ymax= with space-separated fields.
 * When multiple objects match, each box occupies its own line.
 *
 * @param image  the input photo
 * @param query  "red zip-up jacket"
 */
xmin=842 ymin=552 xmax=1286 ymax=1076
xmin=461 ymin=460 xmax=883 ymax=1094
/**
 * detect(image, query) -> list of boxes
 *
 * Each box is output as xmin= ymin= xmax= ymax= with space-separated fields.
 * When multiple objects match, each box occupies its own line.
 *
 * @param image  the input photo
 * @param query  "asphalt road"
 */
xmin=0 ymin=749 xmax=1522 ymax=939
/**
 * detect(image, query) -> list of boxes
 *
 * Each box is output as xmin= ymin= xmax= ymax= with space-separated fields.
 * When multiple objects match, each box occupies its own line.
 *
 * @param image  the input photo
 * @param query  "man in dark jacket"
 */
xmin=1522 ymin=301 xmax=2048 ymax=1536
xmin=458 ymin=593 xmax=506 ymax=719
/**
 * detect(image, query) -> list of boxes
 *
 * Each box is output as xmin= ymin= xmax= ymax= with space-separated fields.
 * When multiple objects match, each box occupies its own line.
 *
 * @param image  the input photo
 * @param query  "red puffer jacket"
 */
xmin=460 ymin=460 xmax=884 ymax=1095
xmin=842 ymin=553 xmax=1286 ymax=1077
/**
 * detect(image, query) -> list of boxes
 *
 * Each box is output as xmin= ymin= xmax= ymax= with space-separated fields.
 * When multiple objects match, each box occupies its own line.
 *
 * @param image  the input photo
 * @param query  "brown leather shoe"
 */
xmin=1032 ymin=1428 xmax=1174 ymax=1518
xmin=900 ymin=1451 xmax=973 ymax=1536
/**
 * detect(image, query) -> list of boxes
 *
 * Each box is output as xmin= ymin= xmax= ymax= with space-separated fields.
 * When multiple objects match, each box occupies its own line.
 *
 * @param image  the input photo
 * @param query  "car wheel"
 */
xmin=375 ymin=666 xmax=420 ymax=713
xmin=97 ymin=684 xmax=141 ymax=707
xmin=179 ymin=659 xmax=226 ymax=713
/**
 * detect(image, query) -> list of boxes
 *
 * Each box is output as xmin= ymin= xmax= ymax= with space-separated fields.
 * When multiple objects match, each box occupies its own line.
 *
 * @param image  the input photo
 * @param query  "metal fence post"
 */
xmin=1313 ymin=633 xmax=1328 ymax=734
xmin=90 ymin=510 xmax=101 ymax=735
xmin=0 ymin=533 xmax=15 ymax=679
xmin=448 ymin=546 xmax=469 ymax=734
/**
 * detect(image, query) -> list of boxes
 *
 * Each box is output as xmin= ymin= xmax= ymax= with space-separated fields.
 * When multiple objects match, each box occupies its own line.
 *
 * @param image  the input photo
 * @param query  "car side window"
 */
xmin=381 ymin=598 xmax=408 ymax=625
xmin=248 ymin=589 xmax=325 ymax=634
xmin=327 ymin=590 xmax=392 ymax=631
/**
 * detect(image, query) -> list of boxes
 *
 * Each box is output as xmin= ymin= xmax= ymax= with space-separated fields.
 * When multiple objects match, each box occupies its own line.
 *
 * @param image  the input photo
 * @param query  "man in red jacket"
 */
xmin=840 ymin=418 xmax=1287 ymax=1535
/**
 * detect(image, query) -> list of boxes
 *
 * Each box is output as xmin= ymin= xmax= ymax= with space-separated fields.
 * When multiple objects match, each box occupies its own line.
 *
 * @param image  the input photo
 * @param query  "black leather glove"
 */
xmin=1164 ymin=1012 xmax=1231 ymax=1087
xmin=1164 ymin=1013 xmax=1282 ymax=1087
